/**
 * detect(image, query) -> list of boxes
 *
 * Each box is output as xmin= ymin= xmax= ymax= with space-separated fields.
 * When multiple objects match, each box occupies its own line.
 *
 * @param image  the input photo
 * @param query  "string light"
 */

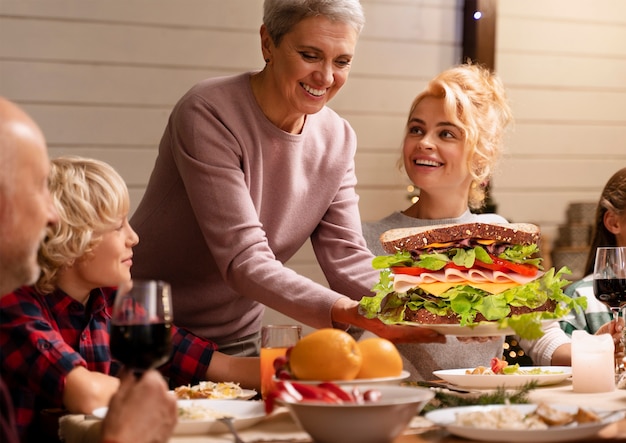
xmin=406 ymin=185 xmax=419 ymax=203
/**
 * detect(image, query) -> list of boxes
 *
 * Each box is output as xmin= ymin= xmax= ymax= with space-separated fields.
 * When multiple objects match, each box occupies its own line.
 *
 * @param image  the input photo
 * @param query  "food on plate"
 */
xmin=454 ymin=402 xmax=600 ymax=430
xmin=358 ymin=222 xmax=586 ymax=339
xmin=288 ymin=328 xmax=363 ymax=381
xmin=264 ymin=380 xmax=382 ymax=413
xmin=177 ymin=402 xmax=227 ymax=420
xmin=574 ymin=407 xmax=602 ymax=424
xmin=465 ymin=357 xmax=565 ymax=375
xmin=355 ymin=337 xmax=403 ymax=379
xmin=273 ymin=329 xmax=403 ymax=381
xmin=534 ymin=402 xmax=575 ymax=426
xmin=455 ymin=405 xmax=547 ymax=430
xmin=174 ymin=381 xmax=245 ymax=400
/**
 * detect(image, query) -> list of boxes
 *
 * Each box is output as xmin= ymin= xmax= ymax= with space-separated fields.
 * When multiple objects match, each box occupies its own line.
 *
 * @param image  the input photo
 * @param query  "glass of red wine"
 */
xmin=110 ymin=279 xmax=173 ymax=375
xmin=593 ymin=246 xmax=626 ymax=374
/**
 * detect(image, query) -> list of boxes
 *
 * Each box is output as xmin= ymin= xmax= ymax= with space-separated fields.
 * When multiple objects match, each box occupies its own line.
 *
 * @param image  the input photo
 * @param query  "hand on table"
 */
xmin=596 ymin=316 xmax=625 ymax=362
xmin=332 ymin=297 xmax=446 ymax=344
xmin=101 ymin=369 xmax=177 ymax=443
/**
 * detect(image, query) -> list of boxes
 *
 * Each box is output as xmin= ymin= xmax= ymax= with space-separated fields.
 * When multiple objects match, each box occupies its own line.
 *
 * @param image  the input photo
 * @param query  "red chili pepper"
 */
xmin=277 ymin=381 xmax=304 ymax=402
xmin=288 ymin=382 xmax=343 ymax=404
xmin=317 ymin=382 xmax=354 ymax=402
xmin=362 ymin=389 xmax=382 ymax=402
xmin=264 ymin=387 xmax=300 ymax=414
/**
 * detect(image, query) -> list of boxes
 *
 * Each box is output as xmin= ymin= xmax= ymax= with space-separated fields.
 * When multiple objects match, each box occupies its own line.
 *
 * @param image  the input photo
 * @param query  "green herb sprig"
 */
xmin=404 ymin=381 xmax=538 ymax=414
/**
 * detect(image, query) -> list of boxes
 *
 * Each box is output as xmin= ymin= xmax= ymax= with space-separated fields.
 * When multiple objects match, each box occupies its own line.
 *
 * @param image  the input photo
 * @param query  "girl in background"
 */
xmin=561 ymin=167 xmax=626 ymax=335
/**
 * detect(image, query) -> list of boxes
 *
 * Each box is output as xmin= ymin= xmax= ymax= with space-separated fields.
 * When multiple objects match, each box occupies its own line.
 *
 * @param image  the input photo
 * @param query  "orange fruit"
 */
xmin=355 ymin=337 xmax=403 ymax=379
xmin=289 ymin=328 xmax=362 ymax=381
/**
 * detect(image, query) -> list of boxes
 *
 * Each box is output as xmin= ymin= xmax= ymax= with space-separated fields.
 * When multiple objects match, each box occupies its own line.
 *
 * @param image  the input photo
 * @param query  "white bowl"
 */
xmin=280 ymin=384 xmax=434 ymax=443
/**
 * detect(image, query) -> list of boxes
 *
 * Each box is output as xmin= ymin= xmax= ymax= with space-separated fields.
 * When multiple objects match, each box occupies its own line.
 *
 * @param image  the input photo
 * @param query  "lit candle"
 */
xmin=572 ymin=330 xmax=615 ymax=393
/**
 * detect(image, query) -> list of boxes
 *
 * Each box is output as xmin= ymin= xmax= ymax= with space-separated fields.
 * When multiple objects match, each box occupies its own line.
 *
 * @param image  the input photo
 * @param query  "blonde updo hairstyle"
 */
xmin=405 ymin=63 xmax=513 ymax=210
xmin=36 ymin=156 xmax=130 ymax=294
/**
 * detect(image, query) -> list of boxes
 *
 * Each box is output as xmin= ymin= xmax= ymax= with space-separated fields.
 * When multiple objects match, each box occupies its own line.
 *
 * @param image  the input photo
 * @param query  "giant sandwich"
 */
xmin=358 ymin=222 xmax=585 ymax=339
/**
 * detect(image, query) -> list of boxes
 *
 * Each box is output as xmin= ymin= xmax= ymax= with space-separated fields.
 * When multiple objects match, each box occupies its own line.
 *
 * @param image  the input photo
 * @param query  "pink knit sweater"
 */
xmin=131 ymin=73 xmax=378 ymax=345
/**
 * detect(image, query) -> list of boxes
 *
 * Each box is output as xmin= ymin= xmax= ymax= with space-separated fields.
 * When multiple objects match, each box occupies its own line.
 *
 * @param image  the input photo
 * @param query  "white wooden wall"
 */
xmin=493 ymin=0 xmax=626 ymax=242
xmin=1 ymin=0 xmax=625 ymax=331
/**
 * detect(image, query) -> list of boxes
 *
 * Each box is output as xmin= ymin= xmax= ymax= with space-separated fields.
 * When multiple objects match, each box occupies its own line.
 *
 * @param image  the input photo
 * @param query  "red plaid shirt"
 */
xmin=0 ymin=285 xmax=216 ymax=441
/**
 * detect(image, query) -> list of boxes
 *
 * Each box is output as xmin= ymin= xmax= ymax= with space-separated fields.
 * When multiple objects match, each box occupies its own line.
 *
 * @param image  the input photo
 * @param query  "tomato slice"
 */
xmin=474 ymin=259 xmax=508 ymax=273
xmin=486 ymin=255 xmax=539 ymax=277
xmin=392 ymin=256 xmax=538 ymax=277
xmin=443 ymin=262 xmax=468 ymax=271
xmin=391 ymin=266 xmax=430 ymax=276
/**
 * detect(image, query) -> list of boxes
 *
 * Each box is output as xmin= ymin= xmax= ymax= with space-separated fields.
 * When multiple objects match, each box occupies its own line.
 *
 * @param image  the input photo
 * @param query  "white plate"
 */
xmin=171 ymin=388 xmax=257 ymax=400
xmin=405 ymin=319 xmax=555 ymax=337
xmin=92 ymin=399 xmax=265 ymax=435
xmin=425 ymin=404 xmax=624 ymax=442
xmin=433 ymin=367 xmax=572 ymax=389
xmin=273 ymin=370 xmax=410 ymax=387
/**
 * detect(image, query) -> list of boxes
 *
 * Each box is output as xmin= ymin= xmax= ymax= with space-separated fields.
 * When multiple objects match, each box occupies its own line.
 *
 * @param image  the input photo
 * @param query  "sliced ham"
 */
xmin=392 ymin=268 xmax=542 ymax=293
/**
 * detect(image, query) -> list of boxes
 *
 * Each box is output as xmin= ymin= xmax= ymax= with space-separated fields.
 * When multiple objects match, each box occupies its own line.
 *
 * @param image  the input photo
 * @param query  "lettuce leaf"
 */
xmin=373 ymin=244 xmax=542 ymax=272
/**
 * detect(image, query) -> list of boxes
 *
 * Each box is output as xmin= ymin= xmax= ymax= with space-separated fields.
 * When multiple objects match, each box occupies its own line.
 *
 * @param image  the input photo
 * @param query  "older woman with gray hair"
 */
xmin=130 ymin=0 xmax=445 ymax=356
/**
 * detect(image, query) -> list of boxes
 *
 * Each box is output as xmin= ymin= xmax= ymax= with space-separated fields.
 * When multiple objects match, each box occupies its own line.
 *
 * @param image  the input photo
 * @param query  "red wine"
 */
xmin=110 ymin=322 xmax=172 ymax=370
xmin=594 ymin=278 xmax=626 ymax=308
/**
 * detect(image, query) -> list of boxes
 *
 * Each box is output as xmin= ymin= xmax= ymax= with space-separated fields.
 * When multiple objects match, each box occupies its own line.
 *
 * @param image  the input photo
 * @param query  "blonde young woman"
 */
xmin=360 ymin=64 xmax=618 ymax=381
xmin=0 ymin=156 xmax=258 ymax=442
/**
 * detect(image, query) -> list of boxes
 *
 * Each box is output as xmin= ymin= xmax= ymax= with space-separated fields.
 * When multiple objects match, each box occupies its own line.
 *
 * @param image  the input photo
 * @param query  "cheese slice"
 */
xmin=416 ymin=281 xmax=520 ymax=296
xmin=427 ymin=241 xmax=455 ymax=248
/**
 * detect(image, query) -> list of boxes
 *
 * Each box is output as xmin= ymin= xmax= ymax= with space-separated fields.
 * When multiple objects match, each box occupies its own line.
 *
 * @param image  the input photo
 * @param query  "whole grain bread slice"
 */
xmin=380 ymin=222 xmax=540 ymax=254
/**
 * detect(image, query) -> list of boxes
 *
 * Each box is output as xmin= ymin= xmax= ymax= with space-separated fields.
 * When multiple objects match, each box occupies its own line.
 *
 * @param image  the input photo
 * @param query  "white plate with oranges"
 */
xmin=272 ymin=329 xmax=407 ymax=386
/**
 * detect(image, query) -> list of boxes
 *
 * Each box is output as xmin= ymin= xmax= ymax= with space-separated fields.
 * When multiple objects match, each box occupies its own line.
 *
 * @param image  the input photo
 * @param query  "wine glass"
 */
xmin=110 ymin=279 xmax=173 ymax=375
xmin=593 ymin=246 xmax=626 ymax=374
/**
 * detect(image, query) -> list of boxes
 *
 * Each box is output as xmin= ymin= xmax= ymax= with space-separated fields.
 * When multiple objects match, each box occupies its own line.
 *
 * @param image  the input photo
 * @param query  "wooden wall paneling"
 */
xmin=344 ymin=114 xmax=406 ymax=150
xmin=498 ymin=17 xmax=626 ymax=57
xmin=493 ymin=158 xmax=621 ymax=189
xmin=497 ymin=53 xmax=626 ymax=90
xmin=361 ymin=0 xmax=459 ymax=42
xmin=0 ymin=0 xmax=262 ymax=29
xmin=349 ymin=40 xmax=459 ymax=78
xmin=493 ymin=190 xmax=603 ymax=226
xmin=500 ymin=0 xmax=626 ymax=22
xmin=333 ymin=76 xmax=429 ymax=114
xmin=0 ymin=19 xmax=262 ymax=68
xmin=47 ymin=147 xmax=157 ymax=185
xmin=356 ymin=189 xmax=412 ymax=222
xmin=496 ymin=0 xmax=626 ymax=258
xmin=506 ymin=124 xmax=626 ymax=157
xmin=508 ymin=89 xmax=626 ymax=122
xmin=355 ymin=152 xmax=406 ymax=187
xmin=21 ymin=104 xmax=169 ymax=146
xmin=0 ymin=61 xmax=231 ymax=105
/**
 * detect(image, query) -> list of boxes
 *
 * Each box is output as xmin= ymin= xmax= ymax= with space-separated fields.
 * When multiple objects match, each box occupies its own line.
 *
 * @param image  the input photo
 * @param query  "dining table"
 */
xmin=59 ymin=380 xmax=626 ymax=443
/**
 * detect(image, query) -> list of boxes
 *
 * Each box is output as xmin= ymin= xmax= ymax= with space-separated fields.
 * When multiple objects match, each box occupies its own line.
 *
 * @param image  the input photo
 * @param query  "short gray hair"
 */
xmin=263 ymin=0 xmax=365 ymax=46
